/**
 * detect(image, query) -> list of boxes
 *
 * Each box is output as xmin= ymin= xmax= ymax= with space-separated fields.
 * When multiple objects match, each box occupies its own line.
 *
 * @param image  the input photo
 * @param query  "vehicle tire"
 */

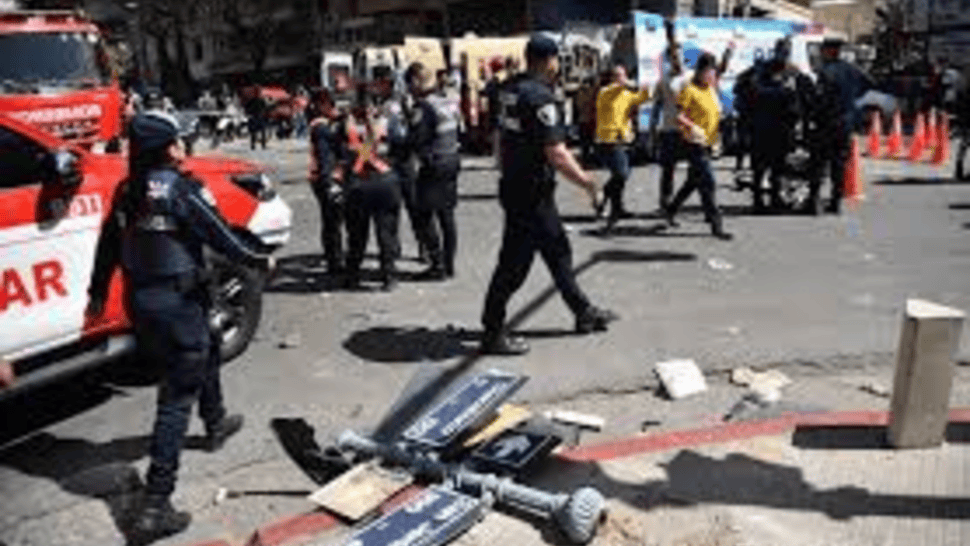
xmin=208 ymin=256 xmax=266 ymax=362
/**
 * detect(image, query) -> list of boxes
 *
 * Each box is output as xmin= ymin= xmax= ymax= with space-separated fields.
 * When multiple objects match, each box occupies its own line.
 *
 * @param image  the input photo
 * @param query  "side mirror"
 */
xmin=52 ymin=149 xmax=82 ymax=187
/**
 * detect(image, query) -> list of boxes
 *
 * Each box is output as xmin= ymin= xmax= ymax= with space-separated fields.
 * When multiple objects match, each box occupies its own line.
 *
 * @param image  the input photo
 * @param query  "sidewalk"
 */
xmin=150 ymin=364 xmax=970 ymax=546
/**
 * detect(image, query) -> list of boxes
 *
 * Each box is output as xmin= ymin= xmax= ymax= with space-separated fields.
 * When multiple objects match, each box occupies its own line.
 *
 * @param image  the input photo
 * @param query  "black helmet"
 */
xmin=129 ymin=111 xmax=180 ymax=152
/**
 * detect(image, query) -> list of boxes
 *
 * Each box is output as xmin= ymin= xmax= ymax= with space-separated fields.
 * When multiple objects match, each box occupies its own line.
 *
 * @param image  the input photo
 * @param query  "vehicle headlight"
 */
xmin=231 ymin=172 xmax=277 ymax=202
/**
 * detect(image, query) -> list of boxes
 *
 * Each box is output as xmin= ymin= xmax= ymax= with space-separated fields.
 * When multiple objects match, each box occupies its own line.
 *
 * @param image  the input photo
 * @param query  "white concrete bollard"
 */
xmin=888 ymin=299 xmax=965 ymax=448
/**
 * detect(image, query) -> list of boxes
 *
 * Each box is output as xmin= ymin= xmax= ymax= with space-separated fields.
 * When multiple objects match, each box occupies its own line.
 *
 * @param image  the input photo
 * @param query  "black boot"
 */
xmin=414 ymin=263 xmax=446 ymax=281
xmin=205 ymin=414 xmax=243 ymax=453
xmin=381 ymin=271 xmax=398 ymax=292
xmin=479 ymin=330 xmax=530 ymax=356
xmin=711 ymin=220 xmax=734 ymax=241
xmin=129 ymin=494 xmax=191 ymax=546
xmin=575 ymin=307 xmax=619 ymax=334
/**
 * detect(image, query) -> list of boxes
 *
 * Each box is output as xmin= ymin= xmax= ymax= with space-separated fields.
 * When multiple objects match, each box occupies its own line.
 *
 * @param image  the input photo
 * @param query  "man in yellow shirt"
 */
xmin=595 ymin=65 xmax=651 ymax=225
xmin=663 ymin=52 xmax=732 ymax=240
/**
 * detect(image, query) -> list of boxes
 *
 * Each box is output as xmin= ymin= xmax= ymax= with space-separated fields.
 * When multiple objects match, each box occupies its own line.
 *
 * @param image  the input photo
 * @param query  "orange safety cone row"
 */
xmin=866 ymin=110 xmax=883 ymax=158
xmin=844 ymin=137 xmax=864 ymax=204
xmin=887 ymin=110 xmax=904 ymax=158
xmin=931 ymin=112 xmax=951 ymax=166
xmin=907 ymin=112 xmax=926 ymax=162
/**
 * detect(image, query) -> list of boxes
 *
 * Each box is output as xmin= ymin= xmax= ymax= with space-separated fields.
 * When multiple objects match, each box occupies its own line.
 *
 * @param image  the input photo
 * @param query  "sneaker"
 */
xmin=129 ymin=495 xmax=191 ymax=546
xmin=479 ymin=332 xmax=530 ymax=356
xmin=575 ymin=307 xmax=619 ymax=334
xmin=204 ymin=414 xmax=243 ymax=453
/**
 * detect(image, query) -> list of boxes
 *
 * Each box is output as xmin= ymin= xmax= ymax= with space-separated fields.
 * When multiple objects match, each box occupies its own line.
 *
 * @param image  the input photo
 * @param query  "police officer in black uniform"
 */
xmin=812 ymin=38 xmax=872 ymax=214
xmin=479 ymin=35 xmax=617 ymax=356
xmin=749 ymin=39 xmax=808 ymax=213
xmin=405 ymin=62 xmax=462 ymax=280
xmin=307 ymin=88 xmax=346 ymax=273
xmin=87 ymin=112 xmax=274 ymax=544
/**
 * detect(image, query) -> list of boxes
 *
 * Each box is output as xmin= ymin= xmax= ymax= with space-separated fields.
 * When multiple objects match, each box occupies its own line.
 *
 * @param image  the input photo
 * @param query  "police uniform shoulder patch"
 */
xmin=146 ymin=179 xmax=170 ymax=199
xmin=537 ymin=103 xmax=558 ymax=127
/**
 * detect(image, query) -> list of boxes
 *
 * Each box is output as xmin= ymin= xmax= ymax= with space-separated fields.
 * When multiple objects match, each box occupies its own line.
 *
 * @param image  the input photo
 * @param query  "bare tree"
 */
xmin=213 ymin=0 xmax=284 ymax=78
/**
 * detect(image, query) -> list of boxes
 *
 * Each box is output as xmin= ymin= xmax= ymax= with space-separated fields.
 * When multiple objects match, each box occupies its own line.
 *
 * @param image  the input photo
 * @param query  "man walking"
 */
xmin=479 ymin=35 xmax=616 ymax=356
xmin=595 ymin=64 xmax=651 ymax=226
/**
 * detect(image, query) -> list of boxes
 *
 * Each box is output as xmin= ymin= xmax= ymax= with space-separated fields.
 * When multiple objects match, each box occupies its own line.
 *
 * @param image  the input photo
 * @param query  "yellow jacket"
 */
xmin=595 ymin=83 xmax=651 ymax=144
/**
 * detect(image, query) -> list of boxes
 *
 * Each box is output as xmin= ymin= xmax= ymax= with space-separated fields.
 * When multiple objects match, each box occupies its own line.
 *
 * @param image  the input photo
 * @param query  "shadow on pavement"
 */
xmin=343 ymin=326 xmax=474 ymax=363
xmin=582 ymin=224 xmax=712 ymax=238
xmin=948 ymin=203 xmax=970 ymax=210
xmin=534 ymin=449 xmax=970 ymax=524
xmin=792 ymin=423 xmax=970 ymax=450
xmin=458 ymin=192 xmax=498 ymax=201
xmin=0 ymin=432 xmax=149 ymax=543
xmin=265 ymin=253 xmax=346 ymax=294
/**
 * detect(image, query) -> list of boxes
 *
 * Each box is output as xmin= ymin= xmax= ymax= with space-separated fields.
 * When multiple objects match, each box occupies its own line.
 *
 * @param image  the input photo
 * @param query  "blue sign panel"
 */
xmin=402 ymin=369 xmax=527 ymax=449
xmin=341 ymin=487 xmax=485 ymax=546
xmin=472 ymin=430 xmax=561 ymax=472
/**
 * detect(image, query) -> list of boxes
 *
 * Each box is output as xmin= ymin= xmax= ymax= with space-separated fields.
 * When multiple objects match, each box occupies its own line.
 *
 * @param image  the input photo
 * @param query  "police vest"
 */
xmin=121 ymin=168 xmax=202 ymax=278
xmin=419 ymin=93 xmax=461 ymax=160
xmin=342 ymin=116 xmax=391 ymax=177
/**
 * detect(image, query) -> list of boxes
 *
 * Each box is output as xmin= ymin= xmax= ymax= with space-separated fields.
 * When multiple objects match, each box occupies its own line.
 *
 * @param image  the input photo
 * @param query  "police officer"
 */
xmin=405 ymin=62 xmax=462 ymax=280
xmin=87 ymin=112 xmax=274 ymax=544
xmin=479 ymin=35 xmax=617 ymax=356
xmin=749 ymin=39 xmax=807 ymax=213
xmin=812 ymin=38 xmax=872 ymax=214
xmin=338 ymin=85 xmax=402 ymax=291
xmin=307 ymin=88 xmax=346 ymax=273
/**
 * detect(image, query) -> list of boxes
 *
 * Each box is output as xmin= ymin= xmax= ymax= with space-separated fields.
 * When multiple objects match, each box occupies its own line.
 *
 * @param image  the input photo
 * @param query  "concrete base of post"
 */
xmin=888 ymin=299 xmax=965 ymax=448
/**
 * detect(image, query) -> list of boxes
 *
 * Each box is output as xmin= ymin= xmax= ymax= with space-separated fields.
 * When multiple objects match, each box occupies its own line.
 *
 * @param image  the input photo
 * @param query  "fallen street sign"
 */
xmin=402 ymin=369 xmax=527 ymax=449
xmin=339 ymin=486 xmax=486 ymax=546
xmin=470 ymin=429 xmax=561 ymax=473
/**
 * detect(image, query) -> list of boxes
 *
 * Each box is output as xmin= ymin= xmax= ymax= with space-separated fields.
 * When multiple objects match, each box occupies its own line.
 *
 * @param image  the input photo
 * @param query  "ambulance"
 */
xmin=0 ymin=113 xmax=292 ymax=400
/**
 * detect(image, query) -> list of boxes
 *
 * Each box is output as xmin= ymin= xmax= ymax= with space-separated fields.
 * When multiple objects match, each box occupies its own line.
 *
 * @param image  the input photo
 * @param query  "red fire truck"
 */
xmin=0 ymin=10 xmax=123 ymax=150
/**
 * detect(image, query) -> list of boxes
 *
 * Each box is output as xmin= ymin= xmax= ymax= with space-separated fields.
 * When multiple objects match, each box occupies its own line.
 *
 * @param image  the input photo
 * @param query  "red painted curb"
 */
xmin=557 ymin=407 xmax=970 ymax=462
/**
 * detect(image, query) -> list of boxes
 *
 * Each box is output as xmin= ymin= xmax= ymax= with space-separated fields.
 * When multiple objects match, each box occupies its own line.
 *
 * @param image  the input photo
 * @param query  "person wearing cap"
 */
xmin=812 ymin=38 xmax=872 ymax=214
xmin=85 ymin=111 xmax=275 ymax=544
xmin=662 ymin=52 xmax=732 ymax=240
xmin=405 ymin=62 xmax=462 ymax=280
xmin=595 ymin=63 xmax=651 ymax=226
xmin=478 ymin=34 xmax=616 ymax=356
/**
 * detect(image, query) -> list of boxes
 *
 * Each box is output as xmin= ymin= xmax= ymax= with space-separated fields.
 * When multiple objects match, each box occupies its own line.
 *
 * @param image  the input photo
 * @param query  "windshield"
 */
xmin=0 ymin=32 xmax=111 ymax=88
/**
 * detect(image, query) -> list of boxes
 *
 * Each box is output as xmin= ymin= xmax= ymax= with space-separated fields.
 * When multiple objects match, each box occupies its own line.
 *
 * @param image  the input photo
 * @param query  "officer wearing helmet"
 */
xmin=405 ymin=62 xmax=462 ymax=280
xmin=478 ymin=35 xmax=616 ymax=356
xmin=87 ymin=111 xmax=274 ymax=544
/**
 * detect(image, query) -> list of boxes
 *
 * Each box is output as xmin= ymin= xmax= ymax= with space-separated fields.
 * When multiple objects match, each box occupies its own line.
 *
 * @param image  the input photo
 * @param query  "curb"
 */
xmin=181 ymin=407 xmax=970 ymax=546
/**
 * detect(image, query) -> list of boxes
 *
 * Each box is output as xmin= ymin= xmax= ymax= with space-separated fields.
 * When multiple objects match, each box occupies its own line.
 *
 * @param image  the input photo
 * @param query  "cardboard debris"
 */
xmin=279 ymin=332 xmax=302 ymax=349
xmin=731 ymin=367 xmax=791 ymax=404
xmin=462 ymin=404 xmax=532 ymax=448
xmin=655 ymin=359 xmax=707 ymax=399
xmin=859 ymin=381 xmax=891 ymax=398
xmin=543 ymin=410 xmax=605 ymax=431
xmin=307 ymin=461 xmax=413 ymax=521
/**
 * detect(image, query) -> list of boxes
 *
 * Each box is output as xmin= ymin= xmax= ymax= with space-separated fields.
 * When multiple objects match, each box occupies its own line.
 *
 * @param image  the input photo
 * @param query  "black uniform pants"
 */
xmin=415 ymin=157 xmax=460 ymax=273
xmin=811 ymin=130 xmax=850 ymax=207
xmin=751 ymin=145 xmax=787 ymax=208
xmin=344 ymin=171 xmax=401 ymax=278
xmin=310 ymin=180 xmax=345 ymax=270
xmin=394 ymin=160 xmax=425 ymax=257
xmin=667 ymin=143 xmax=724 ymax=228
xmin=133 ymin=281 xmax=225 ymax=499
xmin=481 ymin=199 xmax=591 ymax=333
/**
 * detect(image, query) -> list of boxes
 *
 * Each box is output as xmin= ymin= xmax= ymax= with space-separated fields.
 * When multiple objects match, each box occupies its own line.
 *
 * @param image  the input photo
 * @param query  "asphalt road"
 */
xmin=2 ymin=137 xmax=969 ymax=545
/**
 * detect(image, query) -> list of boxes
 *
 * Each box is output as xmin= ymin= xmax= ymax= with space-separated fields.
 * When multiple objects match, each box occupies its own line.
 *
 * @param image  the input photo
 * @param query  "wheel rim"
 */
xmin=211 ymin=272 xmax=247 ymax=347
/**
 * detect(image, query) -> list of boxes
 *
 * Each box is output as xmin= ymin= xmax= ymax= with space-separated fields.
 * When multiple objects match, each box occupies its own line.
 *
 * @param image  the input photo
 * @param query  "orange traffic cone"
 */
xmin=907 ymin=112 xmax=926 ymax=162
xmin=844 ymin=138 xmax=863 ymax=204
xmin=887 ymin=110 xmax=903 ymax=158
xmin=866 ymin=111 xmax=883 ymax=157
xmin=926 ymin=108 xmax=938 ymax=151
xmin=931 ymin=112 xmax=951 ymax=166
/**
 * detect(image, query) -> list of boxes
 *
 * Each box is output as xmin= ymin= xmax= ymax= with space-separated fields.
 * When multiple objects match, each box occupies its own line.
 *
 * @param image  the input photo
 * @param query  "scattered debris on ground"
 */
xmin=655 ymin=359 xmax=708 ymax=399
xmin=278 ymin=332 xmax=302 ymax=349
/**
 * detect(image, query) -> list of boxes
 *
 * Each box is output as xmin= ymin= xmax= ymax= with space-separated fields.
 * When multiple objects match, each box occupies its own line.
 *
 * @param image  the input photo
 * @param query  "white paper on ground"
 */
xmin=655 ymin=359 xmax=708 ymax=399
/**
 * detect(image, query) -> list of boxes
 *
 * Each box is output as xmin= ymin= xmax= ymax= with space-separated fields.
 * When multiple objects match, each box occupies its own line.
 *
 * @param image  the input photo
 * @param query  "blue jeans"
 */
xmin=658 ymin=130 xmax=683 ymax=208
xmin=667 ymin=143 xmax=723 ymax=228
xmin=600 ymin=144 xmax=631 ymax=210
xmin=133 ymin=282 xmax=225 ymax=498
